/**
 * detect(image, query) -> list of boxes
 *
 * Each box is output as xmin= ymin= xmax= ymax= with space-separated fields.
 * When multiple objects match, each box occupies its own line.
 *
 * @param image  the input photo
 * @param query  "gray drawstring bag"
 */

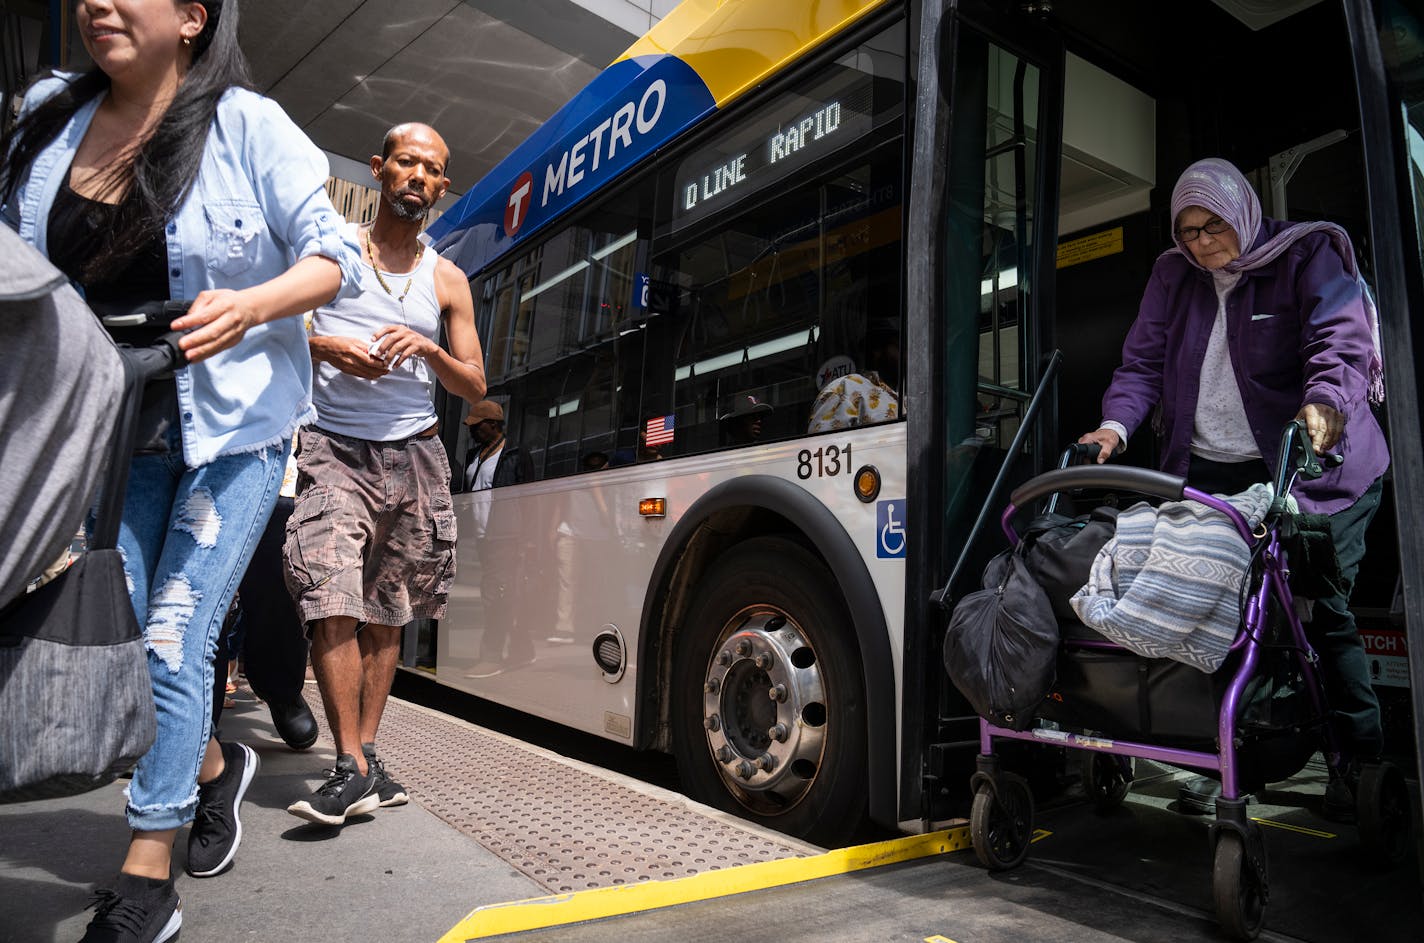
xmin=0 ymin=227 xmax=156 ymax=803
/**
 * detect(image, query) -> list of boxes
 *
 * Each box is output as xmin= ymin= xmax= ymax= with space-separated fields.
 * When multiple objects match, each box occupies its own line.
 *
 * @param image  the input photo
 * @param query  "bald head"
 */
xmin=382 ymin=123 xmax=451 ymax=171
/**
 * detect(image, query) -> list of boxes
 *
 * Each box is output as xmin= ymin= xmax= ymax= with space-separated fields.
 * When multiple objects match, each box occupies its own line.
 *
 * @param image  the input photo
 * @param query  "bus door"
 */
xmin=1348 ymin=0 xmax=1424 ymax=822
xmin=902 ymin=0 xmax=1066 ymax=825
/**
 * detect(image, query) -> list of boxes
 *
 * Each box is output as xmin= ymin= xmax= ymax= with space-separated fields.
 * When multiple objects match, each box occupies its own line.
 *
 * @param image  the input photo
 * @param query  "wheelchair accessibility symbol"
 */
xmin=876 ymin=499 xmax=906 ymax=559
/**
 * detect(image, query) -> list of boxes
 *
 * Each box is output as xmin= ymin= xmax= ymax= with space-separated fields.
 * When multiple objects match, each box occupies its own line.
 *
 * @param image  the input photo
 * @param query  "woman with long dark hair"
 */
xmin=1 ymin=3 xmax=359 ymax=939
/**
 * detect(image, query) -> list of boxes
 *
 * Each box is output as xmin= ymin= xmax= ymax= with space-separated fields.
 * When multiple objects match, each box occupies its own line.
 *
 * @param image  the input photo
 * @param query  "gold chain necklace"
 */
xmin=364 ymin=225 xmax=425 ymax=305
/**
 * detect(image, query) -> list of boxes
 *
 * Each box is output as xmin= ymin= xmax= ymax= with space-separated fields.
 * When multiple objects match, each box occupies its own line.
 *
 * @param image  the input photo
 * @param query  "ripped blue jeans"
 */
xmin=115 ymin=429 xmax=287 ymax=831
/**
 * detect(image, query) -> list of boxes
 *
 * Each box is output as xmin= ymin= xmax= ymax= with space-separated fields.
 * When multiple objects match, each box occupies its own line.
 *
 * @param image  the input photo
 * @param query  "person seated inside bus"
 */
xmin=581 ymin=450 xmax=610 ymax=472
xmin=808 ymin=317 xmax=901 ymax=432
xmin=607 ymin=417 xmax=673 ymax=466
xmin=1076 ymin=157 xmax=1389 ymax=821
xmin=463 ymin=400 xmax=533 ymax=490
xmin=720 ymin=393 xmax=773 ymax=445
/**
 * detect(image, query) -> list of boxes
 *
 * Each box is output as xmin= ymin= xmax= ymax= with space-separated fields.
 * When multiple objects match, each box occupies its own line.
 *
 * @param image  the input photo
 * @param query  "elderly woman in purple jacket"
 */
xmin=1078 ymin=158 xmax=1389 ymax=819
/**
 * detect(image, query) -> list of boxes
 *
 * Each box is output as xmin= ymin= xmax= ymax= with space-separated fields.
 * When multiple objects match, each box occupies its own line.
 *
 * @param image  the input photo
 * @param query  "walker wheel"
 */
xmin=970 ymin=773 xmax=1034 ymax=871
xmin=1212 ymin=830 xmax=1266 ymax=941
xmin=1357 ymin=760 xmax=1412 ymax=867
xmin=1080 ymin=752 xmax=1133 ymax=811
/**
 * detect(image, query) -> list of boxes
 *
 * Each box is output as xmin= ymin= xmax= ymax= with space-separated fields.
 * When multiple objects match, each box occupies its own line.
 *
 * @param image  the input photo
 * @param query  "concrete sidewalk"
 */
xmin=0 ymin=676 xmax=821 ymax=943
xmin=0 ymin=690 xmax=542 ymax=943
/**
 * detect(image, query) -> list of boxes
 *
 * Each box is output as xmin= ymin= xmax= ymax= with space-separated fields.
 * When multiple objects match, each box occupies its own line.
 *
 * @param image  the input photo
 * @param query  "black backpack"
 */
xmin=1021 ymin=505 xmax=1120 ymax=620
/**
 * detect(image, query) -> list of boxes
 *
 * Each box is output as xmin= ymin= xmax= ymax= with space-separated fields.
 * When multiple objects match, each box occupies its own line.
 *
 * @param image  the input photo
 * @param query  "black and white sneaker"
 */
xmin=286 ymin=753 xmax=379 ymax=825
xmin=362 ymin=743 xmax=409 ymax=807
xmin=186 ymin=740 xmax=258 ymax=877
xmin=79 ymin=873 xmax=181 ymax=943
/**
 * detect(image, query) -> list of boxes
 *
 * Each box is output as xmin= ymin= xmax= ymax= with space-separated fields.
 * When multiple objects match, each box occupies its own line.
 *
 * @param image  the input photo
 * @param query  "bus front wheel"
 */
xmin=671 ymin=536 xmax=868 ymax=845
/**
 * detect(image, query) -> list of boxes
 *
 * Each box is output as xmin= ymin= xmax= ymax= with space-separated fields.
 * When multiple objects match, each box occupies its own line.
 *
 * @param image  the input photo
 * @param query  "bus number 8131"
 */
xmin=797 ymin=444 xmax=852 ymax=480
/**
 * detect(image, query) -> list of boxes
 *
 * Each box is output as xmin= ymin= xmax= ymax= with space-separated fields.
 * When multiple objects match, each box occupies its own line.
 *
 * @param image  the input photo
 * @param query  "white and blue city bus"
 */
xmin=416 ymin=0 xmax=1424 ymax=850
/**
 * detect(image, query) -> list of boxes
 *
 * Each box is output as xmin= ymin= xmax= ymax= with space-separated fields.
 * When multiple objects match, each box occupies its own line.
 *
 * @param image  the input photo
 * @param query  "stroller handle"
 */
xmin=119 ymin=331 xmax=188 ymax=383
xmin=1009 ymin=466 xmax=1186 ymax=509
xmin=91 ymin=299 xmax=193 ymax=383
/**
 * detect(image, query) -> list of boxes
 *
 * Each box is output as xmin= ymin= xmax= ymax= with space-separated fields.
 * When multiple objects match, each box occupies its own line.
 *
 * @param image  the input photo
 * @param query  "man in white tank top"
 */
xmin=283 ymin=124 xmax=486 ymax=826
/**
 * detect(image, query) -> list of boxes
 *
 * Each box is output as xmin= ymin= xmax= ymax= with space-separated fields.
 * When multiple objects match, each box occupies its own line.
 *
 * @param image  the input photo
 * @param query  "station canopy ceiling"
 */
xmin=237 ymin=0 xmax=640 ymax=194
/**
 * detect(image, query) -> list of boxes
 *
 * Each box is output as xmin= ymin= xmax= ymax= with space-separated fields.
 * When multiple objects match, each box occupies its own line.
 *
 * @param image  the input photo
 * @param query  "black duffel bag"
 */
xmin=943 ymin=545 xmax=1059 ymax=731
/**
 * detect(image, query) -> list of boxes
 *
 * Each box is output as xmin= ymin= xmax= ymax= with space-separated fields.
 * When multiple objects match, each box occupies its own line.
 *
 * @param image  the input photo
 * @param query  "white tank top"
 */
xmin=312 ymin=224 xmax=442 ymax=440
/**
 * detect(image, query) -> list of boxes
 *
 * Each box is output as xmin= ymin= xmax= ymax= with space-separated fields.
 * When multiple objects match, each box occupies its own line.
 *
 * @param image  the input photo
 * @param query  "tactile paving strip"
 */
xmin=300 ymin=688 xmax=817 ymax=893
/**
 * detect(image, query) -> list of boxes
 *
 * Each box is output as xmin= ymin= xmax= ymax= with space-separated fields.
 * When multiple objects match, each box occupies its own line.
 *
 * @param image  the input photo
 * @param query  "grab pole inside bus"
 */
xmin=929 ymin=348 xmax=1062 ymax=609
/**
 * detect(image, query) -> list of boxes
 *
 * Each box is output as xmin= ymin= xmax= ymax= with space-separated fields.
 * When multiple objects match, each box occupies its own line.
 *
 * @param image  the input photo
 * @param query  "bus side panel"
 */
xmin=438 ymin=425 xmax=907 ymax=760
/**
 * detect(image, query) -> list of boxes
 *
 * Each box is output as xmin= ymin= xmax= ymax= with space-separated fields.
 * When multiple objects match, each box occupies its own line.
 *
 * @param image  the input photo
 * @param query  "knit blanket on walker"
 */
xmin=1069 ymin=484 xmax=1274 ymax=673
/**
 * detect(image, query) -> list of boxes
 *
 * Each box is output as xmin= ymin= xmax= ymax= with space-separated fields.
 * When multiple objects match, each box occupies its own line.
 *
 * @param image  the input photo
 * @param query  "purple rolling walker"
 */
xmin=966 ymin=420 xmax=1409 ymax=941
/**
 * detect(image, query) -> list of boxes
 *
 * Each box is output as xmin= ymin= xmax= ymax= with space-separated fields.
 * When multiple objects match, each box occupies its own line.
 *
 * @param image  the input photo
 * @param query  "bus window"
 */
xmin=468 ymin=184 xmax=652 ymax=481
xmin=655 ymin=151 xmax=904 ymax=454
xmin=662 ymin=178 xmax=823 ymax=453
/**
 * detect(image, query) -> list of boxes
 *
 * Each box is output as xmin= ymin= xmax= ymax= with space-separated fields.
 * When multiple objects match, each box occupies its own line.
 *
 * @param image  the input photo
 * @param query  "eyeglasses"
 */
xmin=1176 ymin=217 xmax=1231 ymax=243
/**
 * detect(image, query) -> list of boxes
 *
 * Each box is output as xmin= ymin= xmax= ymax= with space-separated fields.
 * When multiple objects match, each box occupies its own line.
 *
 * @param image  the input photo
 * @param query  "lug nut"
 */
xmin=735 ymin=760 xmax=755 ymax=779
xmin=769 ymin=683 xmax=788 ymax=702
xmin=716 ymin=650 xmax=731 ymax=666
xmin=753 ymin=652 xmax=774 ymax=670
xmin=704 ymin=678 xmax=720 ymax=694
xmin=716 ymin=746 xmax=734 ymax=763
xmin=703 ymin=714 xmax=721 ymax=732
xmin=755 ymin=753 xmax=776 ymax=772
xmin=768 ymin=723 xmax=788 ymax=742
xmin=734 ymin=639 xmax=752 ymax=657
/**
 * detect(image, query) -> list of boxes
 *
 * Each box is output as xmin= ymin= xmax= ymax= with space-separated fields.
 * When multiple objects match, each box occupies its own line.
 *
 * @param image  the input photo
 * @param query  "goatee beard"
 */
xmin=389 ymin=194 xmax=429 ymax=222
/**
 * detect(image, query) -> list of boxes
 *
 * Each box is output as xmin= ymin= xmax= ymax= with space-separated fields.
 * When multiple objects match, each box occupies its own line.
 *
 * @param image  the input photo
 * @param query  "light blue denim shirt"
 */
xmin=5 ymin=74 xmax=362 ymax=467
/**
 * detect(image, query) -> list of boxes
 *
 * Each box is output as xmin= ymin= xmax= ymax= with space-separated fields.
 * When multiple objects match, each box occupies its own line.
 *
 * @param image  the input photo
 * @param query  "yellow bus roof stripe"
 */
xmin=615 ymin=0 xmax=895 ymax=108
xmin=438 ymin=826 xmax=971 ymax=941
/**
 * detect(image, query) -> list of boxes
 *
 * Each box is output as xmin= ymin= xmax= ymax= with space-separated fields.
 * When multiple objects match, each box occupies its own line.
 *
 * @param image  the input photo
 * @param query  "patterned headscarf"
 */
xmin=1167 ymin=158 xmax=1384 ymax=404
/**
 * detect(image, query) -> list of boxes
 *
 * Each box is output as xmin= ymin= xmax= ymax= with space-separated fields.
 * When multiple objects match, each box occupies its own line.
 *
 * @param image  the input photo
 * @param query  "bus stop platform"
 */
xmin=2 ymin=684 xmax=1418 ymax=943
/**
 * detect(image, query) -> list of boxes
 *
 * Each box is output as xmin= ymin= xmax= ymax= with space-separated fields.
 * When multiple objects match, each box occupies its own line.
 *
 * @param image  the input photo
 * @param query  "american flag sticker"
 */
xmin=645 ymin=414 xmax=676 ymax=446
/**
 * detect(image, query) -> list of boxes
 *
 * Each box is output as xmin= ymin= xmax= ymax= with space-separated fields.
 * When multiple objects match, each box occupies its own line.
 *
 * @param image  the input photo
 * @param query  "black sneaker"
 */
xmin=79 ymin=873 xmax=181 ymax=943
xmin=186 ymin=740 xmax=258 ymax=878
xmin=286 ymin=753 xmax=379 ymax=825
xmin=362 ymin=743 xmax=409 ymax=808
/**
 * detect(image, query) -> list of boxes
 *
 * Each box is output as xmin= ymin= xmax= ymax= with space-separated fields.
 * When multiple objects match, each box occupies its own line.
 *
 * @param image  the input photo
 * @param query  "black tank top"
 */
xmin=48 ymin=171 xmax=178 ymax=451
xmin=47 ymin=172 xmax=169 ymax=313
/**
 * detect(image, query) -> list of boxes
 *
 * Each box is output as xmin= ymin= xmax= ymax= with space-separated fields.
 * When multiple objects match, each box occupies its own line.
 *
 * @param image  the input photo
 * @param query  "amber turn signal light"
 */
xmin=639 ymin=497 xmax=667 ymax=517
xmin=854 ymin=466 xmax=880 ymax=503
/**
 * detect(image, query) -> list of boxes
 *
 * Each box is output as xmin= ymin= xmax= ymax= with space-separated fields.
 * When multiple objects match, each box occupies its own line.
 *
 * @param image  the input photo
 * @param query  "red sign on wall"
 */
xmin=1360 ymin=627 xmax=1411 ymax=688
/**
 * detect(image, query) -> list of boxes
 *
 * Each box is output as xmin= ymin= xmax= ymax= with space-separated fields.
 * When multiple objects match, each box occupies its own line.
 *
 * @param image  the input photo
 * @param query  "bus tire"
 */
xmin=671 ymin=535 xmax=868 ymax=844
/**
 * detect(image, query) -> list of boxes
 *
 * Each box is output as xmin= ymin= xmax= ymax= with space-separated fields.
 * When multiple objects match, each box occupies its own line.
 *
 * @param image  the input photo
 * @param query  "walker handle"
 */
xmin=1009 ymin=466 xmax=1186 ymax=509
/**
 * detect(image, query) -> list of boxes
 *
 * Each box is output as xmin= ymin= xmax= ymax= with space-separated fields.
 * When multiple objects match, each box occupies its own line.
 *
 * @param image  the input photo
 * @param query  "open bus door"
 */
xmin=903 ymin=0 xmax=1066 ymax=827
xmin=1346 ymin=0 xmax=1424 ymax=860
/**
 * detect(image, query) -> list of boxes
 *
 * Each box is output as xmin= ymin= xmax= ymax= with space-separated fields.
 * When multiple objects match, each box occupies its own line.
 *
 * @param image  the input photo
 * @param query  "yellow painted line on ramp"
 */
xmin=1250 ymin=817 xmax=1338 ymax=839
xmin=440 ymin=827 xmax=971 ymax=941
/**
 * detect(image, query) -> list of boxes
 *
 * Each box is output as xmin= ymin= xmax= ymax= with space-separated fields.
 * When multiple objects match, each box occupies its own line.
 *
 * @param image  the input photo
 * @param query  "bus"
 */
xmin=417 ymin=0 xmax=1424 ymax=847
